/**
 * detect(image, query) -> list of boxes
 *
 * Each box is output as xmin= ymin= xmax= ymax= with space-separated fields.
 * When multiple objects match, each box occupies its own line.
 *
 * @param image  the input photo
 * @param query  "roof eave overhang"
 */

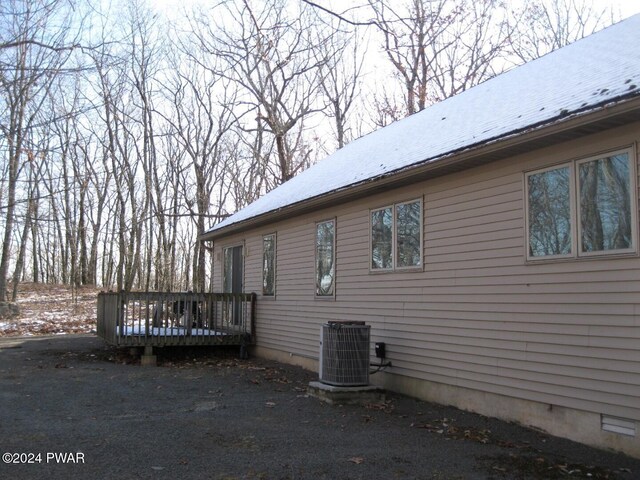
xmin=200 ymin=94 xmax=640 ymax=243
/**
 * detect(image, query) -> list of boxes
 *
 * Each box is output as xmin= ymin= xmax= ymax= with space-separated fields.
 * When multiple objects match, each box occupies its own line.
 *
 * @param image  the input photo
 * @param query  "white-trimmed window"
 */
xmin=262 ymin=234 xmax=276 ymax=296
xmin=371 ymin=199 xmax=423 ymax=271
xmin=526 ymin=148 xmax=636 ymax=260
xmin=315 ymin=219 xmax=335 ymax=297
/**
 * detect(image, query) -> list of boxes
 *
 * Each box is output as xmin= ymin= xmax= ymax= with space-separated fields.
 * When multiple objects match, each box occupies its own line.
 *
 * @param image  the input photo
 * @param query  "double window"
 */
xmin=526 ymin=148 xmax=636 ymax=260
xmin=315 ymin=220 xmax=335 ymax=297
xmin=371 ymin=199 xmax=422 ymax=271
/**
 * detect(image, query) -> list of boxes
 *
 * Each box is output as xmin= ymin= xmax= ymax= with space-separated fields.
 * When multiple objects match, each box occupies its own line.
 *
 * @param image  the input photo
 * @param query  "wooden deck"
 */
xmin=97 ymin=291 xmax=256 ymax=348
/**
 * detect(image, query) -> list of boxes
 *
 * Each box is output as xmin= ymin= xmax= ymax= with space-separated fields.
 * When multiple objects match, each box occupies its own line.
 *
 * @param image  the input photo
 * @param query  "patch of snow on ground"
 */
xmin=0 ymin=283 xmax=99 ymax=337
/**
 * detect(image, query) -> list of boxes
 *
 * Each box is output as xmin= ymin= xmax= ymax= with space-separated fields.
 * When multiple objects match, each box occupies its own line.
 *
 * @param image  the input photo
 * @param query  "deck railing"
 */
xmin=97 ymin=291 xmax=256 ymax=347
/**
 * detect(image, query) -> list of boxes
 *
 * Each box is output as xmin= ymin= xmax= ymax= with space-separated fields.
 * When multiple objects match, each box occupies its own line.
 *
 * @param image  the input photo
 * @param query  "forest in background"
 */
xmin=0 ymin=0 xmax=622 ymax=300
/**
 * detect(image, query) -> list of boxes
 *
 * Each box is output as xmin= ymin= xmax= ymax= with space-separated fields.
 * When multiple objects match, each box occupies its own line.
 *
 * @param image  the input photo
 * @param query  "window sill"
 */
xmin=314 ymin=295 xmax=336 ymax=301
xmin=525 ymin=250 xmax=639 ymax=265
xmin=369 ymin=265 xmax=424 ymax=274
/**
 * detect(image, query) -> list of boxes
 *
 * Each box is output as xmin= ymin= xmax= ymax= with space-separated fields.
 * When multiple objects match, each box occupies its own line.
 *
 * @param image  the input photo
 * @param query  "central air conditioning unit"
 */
xmin=319 ymin=321 xmax=370 ymax=387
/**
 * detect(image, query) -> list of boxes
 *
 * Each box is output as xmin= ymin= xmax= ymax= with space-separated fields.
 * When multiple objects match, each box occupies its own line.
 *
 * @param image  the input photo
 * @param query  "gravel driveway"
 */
xmin=0 ymin=335 xmax=638 ymax=480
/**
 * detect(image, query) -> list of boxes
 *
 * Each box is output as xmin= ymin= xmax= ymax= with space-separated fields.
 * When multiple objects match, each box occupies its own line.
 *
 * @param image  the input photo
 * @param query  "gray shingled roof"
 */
xmin=205 ymin=14 xmax=640 ymax=237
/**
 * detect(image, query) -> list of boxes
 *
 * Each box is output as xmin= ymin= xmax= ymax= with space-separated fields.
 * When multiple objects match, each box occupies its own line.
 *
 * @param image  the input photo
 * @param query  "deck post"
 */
xmin=141 ymin=345 xmax=157 ymax=366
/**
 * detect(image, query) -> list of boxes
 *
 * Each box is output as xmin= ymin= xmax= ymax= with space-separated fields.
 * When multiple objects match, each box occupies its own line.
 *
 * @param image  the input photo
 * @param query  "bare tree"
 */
xmin=128 ymin=2 xmax=162 ymax=291
xmin=509 ymin=0 xmax=618 ymax=63
xmin=10 ymin=149 xmax=38 ymax=300
xmin=89 ymin=35 xmax=141 ymax=291
xmin=228 ymin=121 xmax=273 ymax=209
xmin=315 ymin=20 xmax=367 ymax=149
xmin=369 ymin=85 xmax=405 ymax=129
xmin=161 ymin=43 xmax=236 ymax=292
xmin=194 ymin=0 xmax=329 ymax=185
xmin=0 ymin=0 xmax=80 ymax=301
xmin=368 ymin=0 xmax=460 ymax=115
xmin=429 ymin=0 xmax=510 ymax=101
xmin=366 ymin=0 xmax=513 ymax=116
xmin=74 ymin=128 xmax=111 ymax=286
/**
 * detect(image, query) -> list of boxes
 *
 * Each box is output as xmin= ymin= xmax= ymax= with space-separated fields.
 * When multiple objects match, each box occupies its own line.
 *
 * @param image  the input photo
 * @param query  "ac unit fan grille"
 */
xmin=320 ymin=323 xmax=370 ymax=386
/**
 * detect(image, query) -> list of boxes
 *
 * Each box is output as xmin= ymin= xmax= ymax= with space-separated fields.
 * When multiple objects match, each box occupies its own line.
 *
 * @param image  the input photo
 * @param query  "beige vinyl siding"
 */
xmin=213 ymin=122 xmax=640 ymax=423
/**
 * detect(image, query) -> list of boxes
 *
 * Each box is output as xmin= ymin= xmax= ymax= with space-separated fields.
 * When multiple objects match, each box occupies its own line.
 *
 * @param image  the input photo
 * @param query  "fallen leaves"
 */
xmin=348 ymin=457 xmax=364 ymax=465
xmin=485 ymin=453 xmax=624 ymax=479
xmin=410 ymin=417 xmax=491 ymax=444
xmin=364 ymin=400 xmax=395 ymax=413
